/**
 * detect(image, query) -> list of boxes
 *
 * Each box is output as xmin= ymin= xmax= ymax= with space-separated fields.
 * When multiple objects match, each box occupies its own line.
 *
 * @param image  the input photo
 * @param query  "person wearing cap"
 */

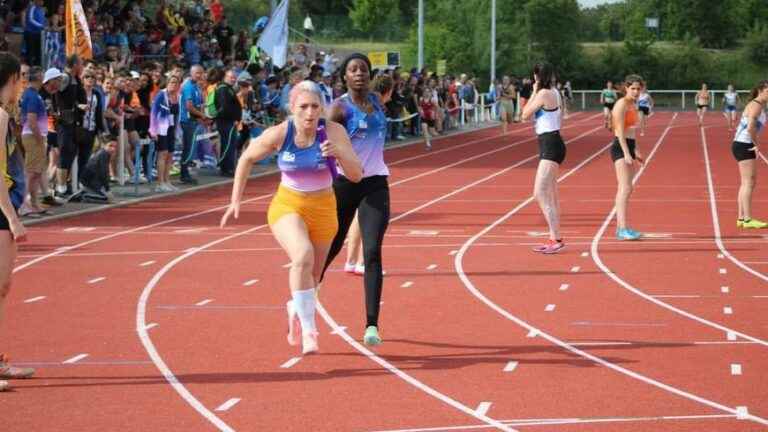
xmin=235 ymin=71 xmax=264 ymax=152
xmin=40 ymin=68 xmax=63 ymax=205
xmin=213 ymin=69 xmax=242 ymax=177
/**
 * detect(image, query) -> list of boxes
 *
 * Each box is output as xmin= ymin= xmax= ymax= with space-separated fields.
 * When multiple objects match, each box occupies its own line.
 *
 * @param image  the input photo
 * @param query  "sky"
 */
xmin=578 ymin=0 xmax=622 ymax=7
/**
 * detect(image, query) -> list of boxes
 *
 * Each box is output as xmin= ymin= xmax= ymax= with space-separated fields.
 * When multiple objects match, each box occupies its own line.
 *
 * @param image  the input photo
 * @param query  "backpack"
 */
xmin=205 ymin=84 xmax=220 ymax=118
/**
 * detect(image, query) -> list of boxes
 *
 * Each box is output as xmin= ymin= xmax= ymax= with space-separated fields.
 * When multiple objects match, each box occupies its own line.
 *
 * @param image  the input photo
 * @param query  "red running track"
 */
xmin=3 ymin=111 xmax=767 ymax=431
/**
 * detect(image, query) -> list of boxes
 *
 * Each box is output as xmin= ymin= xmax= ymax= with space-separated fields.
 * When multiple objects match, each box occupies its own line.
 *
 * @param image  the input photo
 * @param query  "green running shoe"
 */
xmin=742 ymin=218 xmax=768 ymax=229
xmin=363 ymin=326 xmax=382 ymax=346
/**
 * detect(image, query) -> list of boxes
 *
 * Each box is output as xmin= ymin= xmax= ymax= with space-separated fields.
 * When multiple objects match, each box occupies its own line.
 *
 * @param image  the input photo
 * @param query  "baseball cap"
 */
xmin=130 ymin=71 xmax=140 ymax=79
xmin=43 ymin=68 xmax=63 ymax=84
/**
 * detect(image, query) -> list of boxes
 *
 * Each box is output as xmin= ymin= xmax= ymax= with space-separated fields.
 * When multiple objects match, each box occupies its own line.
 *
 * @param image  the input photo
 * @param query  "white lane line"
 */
xmin=717 ymin=254 xmax=725 ymax=259
xmin=569 ymin=342 xmax=634 ymax=346
xmin=426 ymin=264 xmax=438 ymax=271
xmin=62 ymin=353 xmax=89 ymax=364
xmin=737 ymin=406 xmax=750 ymax=420
xmin=449 ymin=250 xmax=458 ymax=256
xmin=64 ymin=227 xmax=95 ymax=232
xmin=545 ymin=304 xmax=556 ymax=312
xmin=731 ymin=364 xmax=742 ymax=376
xmin=651 ymin=295 xmax=701 ymax=299
xmin=753 ymin=295 xmax=768 ymax=298
xmin=88 ymin=277 xmax=106 ymax=284
xmin=140 ymin=260 xmax=156 ymax=267
xmin=145 ymin=322 xmax=158 ymax=330
xmin=24 ymin=296 xmax=46 ymax=303
xmin=409 ymin=230 xmax=440 ymax=236
xmin=401 ymin=281 xmax=414 ymax=288
xmin=723 ymin=307 xmax=733 ymax=315
xmin=559 ymin=283 xmax=570 ymax=291
xmin=330 ymin=326 xmax=348 ymax=335
xmin=503 ymin=361 xmax=519 ymax=372
xmin=570 ymin=266 xmax=581 ymax=273
xmin=458 ymin=113 xmax=768 ymax=427
xmin=475 ymin=402 xmax=493 ymax=416
xmin=243 ymin=279 xmax=259 ymax=286
xmin=280 ymin=357 xmax=302 ymax=369
xmin=215 ymin=398 xmax=241 ymax=412
xmin=195 ymin=299 xmax=213 ymax=306
xmin=721 ymin=286 xmax=730 ymax=293
xmin=526 ymin=329 xmax=539 ymax=338
xmin=719 ymin=268 xmax=727 ymax=275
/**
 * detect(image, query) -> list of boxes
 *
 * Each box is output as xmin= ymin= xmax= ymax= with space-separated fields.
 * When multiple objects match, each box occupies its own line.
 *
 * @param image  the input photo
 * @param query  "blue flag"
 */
xmin=257 ymin=0 xmax=289 ymax=68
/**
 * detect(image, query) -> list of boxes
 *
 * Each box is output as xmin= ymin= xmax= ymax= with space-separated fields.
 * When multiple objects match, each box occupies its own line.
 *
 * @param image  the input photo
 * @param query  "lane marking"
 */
xmin=401 ymin=281 xmax=414 ymax=288
xmin=723 ymin=307 xmax=733 ymax=315
xmin=195 ymin=299 xmax=213 ymax=306
xmin=426 ymin=264 xmax=438 ymax=271
xmin=214 ymin=398 xmax=241 ymax=412
xmin=721 ymin=286 xmax=730 ymax=293
xmin=559 ymin=283 xmax=570 ymax=291
xmin=717 ymin=254 xmax=724 ymax=259
xmin=731 ymin=364 xmax=742 ymax=376
xmin=526 ymin=329 xmax=539 ymax=338
xmin=475 ymin=402 xmax=492 ymax=416
xmin=62 ymin=353 xmax=89 ymax=364
xmin=719 ymin=268 xmax=727 ymax=275
xmin=145 ymin=323 xmax=158 ymax=330
xmin=727 ymin=332 xmax=738 ymax=341
xmin=330 ymin=326 xmax=347 ymax=335
xmin=449 ymin=250 xmax=458 ymax=256
xmin=64 ymin=227 xmax=95 ymax=232
xmin=280 ymin=357 xmax=302 ymax=369
xmin=409 ymin=230 xmax=440 ymax=236
xmin=243 ymin=279 xmax=259 ymax=286
xmin=737 ymin=406 xmax=750 ymax=420
xmin=140 ymin=260 xmax=156 ymax=267
xmin=88 ymin=277 xmax=106 ymax=284
xmin=570 ymin=266 xmax=580 ymax=273
xmin=651 ymin=295 xmax=701 ymax=299
xmin=580 ymin=252 xmax=589 ymax=257
xmin=503 ymin=361 xmax=518 ymax=372
xmin=544 ymin=304 xmax=556 ymax=312
xmin=24 ymin=296 xmax=46 ymax=303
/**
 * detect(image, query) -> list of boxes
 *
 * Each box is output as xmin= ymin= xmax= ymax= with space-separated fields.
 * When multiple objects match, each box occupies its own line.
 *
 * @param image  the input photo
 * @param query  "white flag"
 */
xmin=257 ymin=0 xmax=289 ymax=68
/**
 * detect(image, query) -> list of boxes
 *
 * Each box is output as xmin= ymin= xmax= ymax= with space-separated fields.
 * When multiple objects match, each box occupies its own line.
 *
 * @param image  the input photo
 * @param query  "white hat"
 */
xmin=43 ymin=68 xmax=63 ymax=84
xmin=130 ymin=71 xmax=140 ymax=79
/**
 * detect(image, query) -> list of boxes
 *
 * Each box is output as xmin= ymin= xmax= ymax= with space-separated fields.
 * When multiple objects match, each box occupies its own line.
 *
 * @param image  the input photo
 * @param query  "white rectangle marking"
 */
xmin=723 ymin=307 xmax=733 ymax=315
xmin=721 ymin=286 xmax=730 ymax=293
xmin=426 ymin=264 xmax=438 ymax=271
xmin=571 ymin=266 xmax=581 ymax=273
xmin=526 ymin=329 xmax=539 ymax=338
xmin=651 ymin=295 xmax=701 ymax=298
xmin=408 ymin=230 xmax=440 ymax=236
xmin=88 ymin=277 xmax=106 ymax=284
xmin=401 ymin=281 xmax=414 ymax=288
xmin=475 ymin=402 xmax=492 ymax=416
xmin=581 ymin=252 xmax=589 ymax=257
xmin=727 ymin=332 xmax=737 ymax=341
xmin=63 ymin=353 xmax=89 ymax=364
xmin=717 ymin=253 xmax=725 ymax=259
xmin=64 ymin=227 xmax=95 ymax=232
xmin=719 ymin=268 xmax=727 ymax=274
xmin=559 ymin=283 xmax=570 ymax=291
xmin=243 ymin=279 xmax=259 ymax=286
xmin=215 ymin=398 xmax=241 ymax=412
xmin=195 ymin=299 xmax=213 ymax=306
xmin=140 ymin=260 xmax=156 ymax=267
xmin=504 ymin=361 xmax=519 ymax=372
xmin=736 ymin=406 xmax=749 ymax=420
xmin=24 ymin=296 xmax=46 ymax=303
xmin=731 ymin=364 xmax=742 ymax=375
xmin=280 ymin=357 xmax=302 ymax=369
xmin=545 ymin=304 xmax=556 ymax=312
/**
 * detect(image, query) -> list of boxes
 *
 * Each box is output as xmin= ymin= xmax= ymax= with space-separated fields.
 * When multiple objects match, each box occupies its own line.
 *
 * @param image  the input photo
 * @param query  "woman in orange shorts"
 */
xmin=221 ymin=81 xmax=362 ymax=355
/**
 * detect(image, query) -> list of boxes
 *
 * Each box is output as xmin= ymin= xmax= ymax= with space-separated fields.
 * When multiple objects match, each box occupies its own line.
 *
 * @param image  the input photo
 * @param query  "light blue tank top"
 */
xmin=337 ymin=93 xmax=389 ymax=178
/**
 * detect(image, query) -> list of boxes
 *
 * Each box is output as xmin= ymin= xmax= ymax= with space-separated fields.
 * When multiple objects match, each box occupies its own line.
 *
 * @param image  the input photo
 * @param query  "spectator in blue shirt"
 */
xmin=184 ymin=34 xmax=202 ymax=67
xmin=19 ymin=67 xmax=49 ymax=216
xmin=24 ymin=0 xmax=46 ymax=66
xmin=178 ymin=64 xmax=208 ymax=184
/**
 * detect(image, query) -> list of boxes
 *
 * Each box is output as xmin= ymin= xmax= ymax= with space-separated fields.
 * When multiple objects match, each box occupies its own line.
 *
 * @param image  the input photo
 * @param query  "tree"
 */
xmin=525 ymin=0 xmax=583 ymax=72
xmin=745 ymin=24 xmax=768 ymax=66
xmin=349 ymin=0 xmax=399 ymax=36
xmin=664 ymin=0 xmax=739 ymax=48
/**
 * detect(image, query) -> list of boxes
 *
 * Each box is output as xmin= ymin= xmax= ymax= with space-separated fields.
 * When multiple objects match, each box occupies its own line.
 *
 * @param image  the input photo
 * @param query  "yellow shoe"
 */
xmin=737 ymin=219 xmax=744 ymax=228
xmin=742 ymin=218 xmax=768 ymax=229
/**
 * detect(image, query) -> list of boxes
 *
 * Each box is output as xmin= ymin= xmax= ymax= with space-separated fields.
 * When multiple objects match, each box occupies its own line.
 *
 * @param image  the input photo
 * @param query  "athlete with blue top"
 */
xmin=732 ymin=80 xmax=768 ymax=229
xmin=221 ymin=81 xmax=362 ymax=355
xmin=320 ymin=53 xmax=392 ymax=346
xmin=723 ymin=84 xmax=740 ymax=131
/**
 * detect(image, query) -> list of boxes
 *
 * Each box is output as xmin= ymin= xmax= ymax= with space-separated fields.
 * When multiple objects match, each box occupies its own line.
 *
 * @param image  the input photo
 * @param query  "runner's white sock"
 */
xmin=291 ymin=288 xmax=317 ymax=332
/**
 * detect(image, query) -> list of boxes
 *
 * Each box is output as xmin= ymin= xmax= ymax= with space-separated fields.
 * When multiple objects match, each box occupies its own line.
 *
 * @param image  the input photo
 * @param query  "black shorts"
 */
xmin=47 ymin=131 xmax=58 ymax=150
xmin=0 ymin=210 xmax=8 ymax=231
xmin=611 ymin=137 xmax=637 ymax=162
xmin=732 ymin=141 xmax=756 ymax=161
xmin=538 ymin=131 xmax=566 ymax=165
xmin=697 ymin=104 xmax=708 ymax=110
xmin=604 ymin=102 xmax=615 ymax=110
xmin=421 ymin=117 xmax=435 ymax=128
xmin=124 ymin=117 xmax=136 ymax=132
xmin=639 ymin=106 xmax=650 ymax=115
xmin=156 ymin=128 xmax=176 ymax=152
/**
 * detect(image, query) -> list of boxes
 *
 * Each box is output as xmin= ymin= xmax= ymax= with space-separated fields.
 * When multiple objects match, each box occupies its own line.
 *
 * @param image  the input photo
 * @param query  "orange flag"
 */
xmin=65 ymin=0 xmax=92 ymax=59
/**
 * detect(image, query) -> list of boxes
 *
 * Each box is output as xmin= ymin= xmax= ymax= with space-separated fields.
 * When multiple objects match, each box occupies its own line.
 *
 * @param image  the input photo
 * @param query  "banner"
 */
xmin=257 ymin=0 xmax=289 ymax=68
xmin=65 ymin=0 xmax=92 ymax=59
xmin=369 ymin=52 xmax=387 ymax=68
xmin=436 ymin=60 xmax=447 ymax=76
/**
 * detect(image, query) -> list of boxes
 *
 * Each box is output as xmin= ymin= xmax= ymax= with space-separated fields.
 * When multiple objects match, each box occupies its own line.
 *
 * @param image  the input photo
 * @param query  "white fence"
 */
xmin=570 ymin=90 xmax=751 ymax=111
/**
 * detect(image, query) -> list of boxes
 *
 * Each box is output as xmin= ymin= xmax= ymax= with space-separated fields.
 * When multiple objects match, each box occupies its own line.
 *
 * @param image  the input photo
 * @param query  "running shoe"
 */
xmin=286 ymin=301 xmax=302 ymax=346
xmin=532 ymin=239 xmax=565 ymax=254
xmin=742 ymin=218 xmax=768 ymax=229
xmin=354 ymin=264 xmax=364 ymax=275
xmin=616 ymin=228 xmax=642 ymax=240
xmin=302 ymin=331 xmax=319 ymax=355
xmin=737 ymin=219 xmax=744 ymax=228
xmin=344 ymin=262 xmax=356 ymax=274
xmin=363 ymin=326 xmax=382 ymax=346
xmin=0 ymin=355 xmax=34 ymax=379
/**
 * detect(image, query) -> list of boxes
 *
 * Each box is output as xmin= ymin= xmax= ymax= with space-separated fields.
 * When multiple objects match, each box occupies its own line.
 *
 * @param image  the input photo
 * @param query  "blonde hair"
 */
xmin=289 ymin=80 xmax=324 ymax=113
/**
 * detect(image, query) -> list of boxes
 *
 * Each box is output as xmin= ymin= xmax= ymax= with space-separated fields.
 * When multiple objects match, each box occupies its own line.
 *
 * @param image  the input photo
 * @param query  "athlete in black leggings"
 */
xmin=321 ymin=53 xmax=391 ymax=346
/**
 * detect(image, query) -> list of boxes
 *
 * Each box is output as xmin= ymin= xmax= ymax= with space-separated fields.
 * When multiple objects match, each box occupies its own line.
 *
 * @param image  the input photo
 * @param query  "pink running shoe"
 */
xmin=286 ymin=301 xmax=302 ymax=346
xmin=532 ymin=239 xmax=565 ymax=254
xmin=302 ymin=331 xmax=319 ymax=355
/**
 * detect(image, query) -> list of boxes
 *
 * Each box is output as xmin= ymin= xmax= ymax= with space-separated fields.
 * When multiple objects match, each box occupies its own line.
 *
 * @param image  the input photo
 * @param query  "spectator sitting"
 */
xmin=77 ymin=137 xmax=118 ymax=203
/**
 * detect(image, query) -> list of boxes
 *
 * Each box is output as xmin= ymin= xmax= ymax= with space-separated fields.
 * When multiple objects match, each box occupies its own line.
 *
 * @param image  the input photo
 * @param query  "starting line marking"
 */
xmin=503 ymin=361 xmax=518 ymax=372
xmin=401 ymin=281 xmax=414 ymax=288
xmin=63 ymin=353 xmax=89 ymax=364
xmin=570 ymin=266 xmax=581 ymax=273
xmin=243 ymin=279 xmax=259 ymax=286
xmin=475 ymin=402 xmax=492 ymax=416
xmin=408 ymin=230 xmax=440 ymax=236
xmin=195 ymin=299 xmax=213 ymax=306
xmin=723 ymin=307 xmax=733 ymax=315
xmin=426 ymin=264 xmax=438 ymax=271
xmin=545 ymin=304 xmax=556 ymax=312
xmin=721 ymin=286 xmax=730 ymax=293
xmin=719 ymin=268 xmax=727 ymax=274
xmin=559 ymin=283 xmax=570 ymax=291
xmin=215 ymin=398 xmax=241 ymax=412
xmin=731 ymin=364 xmax=742 ymax=376
xmin=24 ymin=296 xmax=46 ymax=303
xmin=580 ymin=252 xmax=589 ymax=257
xmin=140 ymin=260 xmax=156 ymax=267
xmin=280 ymin=357 xmax=302 ymax=369
xmin=64 ymin=227 xmax=95 ymax=232
xmin=88 ymin=277 xmax=106 ymax=284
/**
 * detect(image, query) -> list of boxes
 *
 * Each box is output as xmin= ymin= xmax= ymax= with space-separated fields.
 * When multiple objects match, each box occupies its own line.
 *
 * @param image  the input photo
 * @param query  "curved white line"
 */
xmin=455 ymin=113 xmax=768 ymax=426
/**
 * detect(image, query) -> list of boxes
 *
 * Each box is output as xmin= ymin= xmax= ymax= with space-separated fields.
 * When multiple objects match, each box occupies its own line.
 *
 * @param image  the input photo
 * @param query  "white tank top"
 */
xmin=734 ymin=104 xmax=766 ymax=143
xmin=725 ymin=92 xmax=737 ymax=106
xmin=534 ymin=89 xmax=561 ymax=135
xmin=638 ymin=93 xmax=651 ymax=107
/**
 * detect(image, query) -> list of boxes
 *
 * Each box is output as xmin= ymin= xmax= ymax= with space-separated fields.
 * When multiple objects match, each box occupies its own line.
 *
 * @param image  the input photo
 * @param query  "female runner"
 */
xmin=600 ymin=80 xmax=617 ymax=129
xmin=637 ymin=86 xmax=654 ymax=136
xmin=732 ymin=80 xmax=768 ymax=229
xmin=723 ymin=84 xmax=740 ymax=131
xmin=696 ymin=83 xmax=710 ymax=126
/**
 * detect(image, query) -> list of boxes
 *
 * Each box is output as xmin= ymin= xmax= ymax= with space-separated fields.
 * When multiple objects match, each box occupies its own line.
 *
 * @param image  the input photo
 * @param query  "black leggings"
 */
xmin=322 ymin=175 xmax=390 ymax=328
